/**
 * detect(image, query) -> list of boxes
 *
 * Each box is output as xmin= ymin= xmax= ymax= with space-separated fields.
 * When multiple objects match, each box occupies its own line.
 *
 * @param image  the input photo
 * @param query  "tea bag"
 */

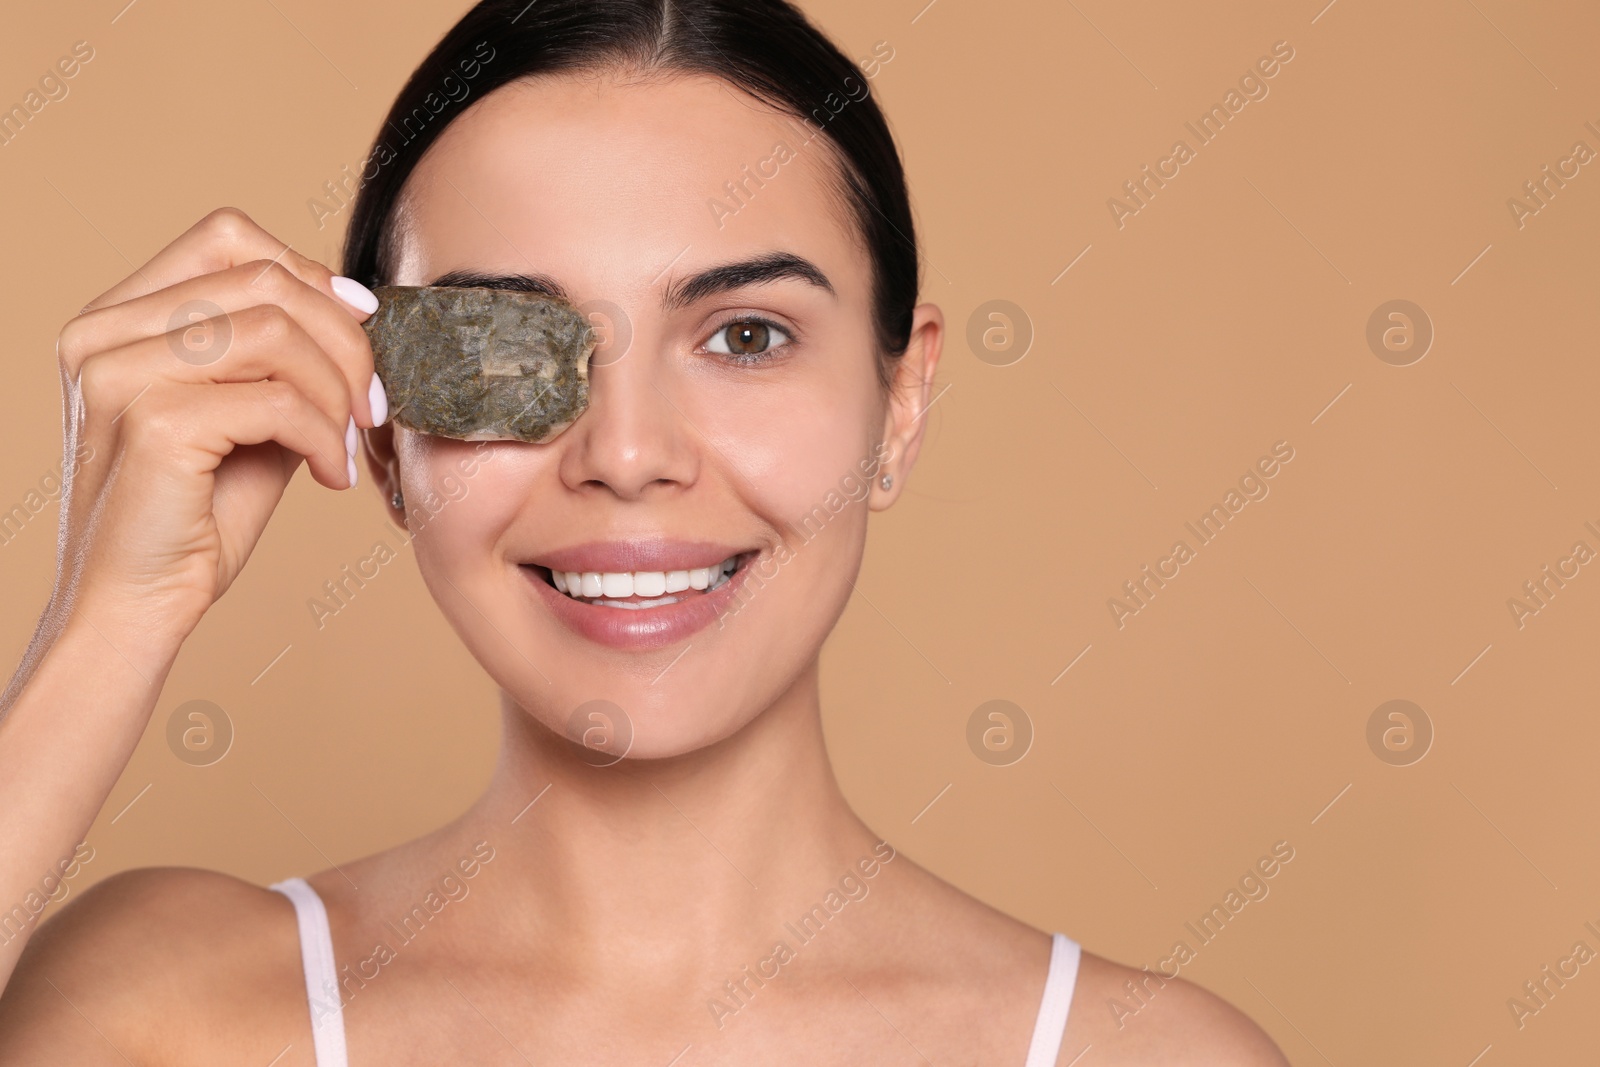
xmin=363 ymin=285 xmax=594 ymax=442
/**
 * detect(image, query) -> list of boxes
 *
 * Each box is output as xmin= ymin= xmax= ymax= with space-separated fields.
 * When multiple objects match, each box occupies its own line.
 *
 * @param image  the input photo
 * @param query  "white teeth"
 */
xmin=548 ymin=557 xmax=740 ymax=604
xmin=592 ymin=595 xmax=681 ymax=610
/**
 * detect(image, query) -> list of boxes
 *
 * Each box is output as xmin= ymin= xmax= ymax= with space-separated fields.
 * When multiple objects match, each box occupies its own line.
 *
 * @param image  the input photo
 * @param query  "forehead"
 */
xmin=388 ymin=70 xmax=866 ymax=297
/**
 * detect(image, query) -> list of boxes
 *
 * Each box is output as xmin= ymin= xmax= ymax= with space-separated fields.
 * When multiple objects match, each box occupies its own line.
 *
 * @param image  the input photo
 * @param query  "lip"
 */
xmin=519 ymin=544 xmax=757 ymax=651
xmin=529 ymin=539 xmax=750 ymax=574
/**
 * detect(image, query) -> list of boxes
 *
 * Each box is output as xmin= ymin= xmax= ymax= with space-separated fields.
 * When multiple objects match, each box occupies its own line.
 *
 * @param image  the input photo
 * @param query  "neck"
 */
xmin=449 ymin=658 xmax=886 ymax=979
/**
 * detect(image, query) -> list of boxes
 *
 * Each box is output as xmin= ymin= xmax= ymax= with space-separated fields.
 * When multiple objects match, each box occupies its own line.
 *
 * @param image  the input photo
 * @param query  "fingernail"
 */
xmin=331 ymin=275 xmax=380 ymax=315
xmin=346 ymin=453 xmax=359 ymax=488
xmin=368 ymin=372 xmax=389 ymax=426
xmin=345 ymin=415 xmax=358 ymax=458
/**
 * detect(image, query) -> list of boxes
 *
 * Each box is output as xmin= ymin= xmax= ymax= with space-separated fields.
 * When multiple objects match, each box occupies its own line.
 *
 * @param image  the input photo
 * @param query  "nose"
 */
xmin=556 ymin=326 xmax=699 ymax=500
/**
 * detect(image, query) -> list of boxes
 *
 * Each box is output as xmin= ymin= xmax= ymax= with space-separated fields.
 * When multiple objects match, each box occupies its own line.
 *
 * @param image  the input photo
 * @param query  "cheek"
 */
xmin=688 ymin=359 xmax=880 ymax=643
xmin=396 ymin=434 xmax=523 ymax=571
xmin=671 ymin=355 xmax=884 ymax=528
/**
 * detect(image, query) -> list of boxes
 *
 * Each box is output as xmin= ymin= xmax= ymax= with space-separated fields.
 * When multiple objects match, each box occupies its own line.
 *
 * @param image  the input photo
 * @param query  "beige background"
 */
xmin=3 ymin=0 xmax=1598 ymax=1062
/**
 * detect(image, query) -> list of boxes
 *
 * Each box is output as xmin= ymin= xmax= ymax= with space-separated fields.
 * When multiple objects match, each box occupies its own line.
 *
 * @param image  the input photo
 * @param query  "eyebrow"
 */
xmin=427 ymin=251 xmax=835 ymax=311
xmin=427 ymin=267 xmax=571 ymax=300
xmin=660 ymin=252 xmax=835 ymax=310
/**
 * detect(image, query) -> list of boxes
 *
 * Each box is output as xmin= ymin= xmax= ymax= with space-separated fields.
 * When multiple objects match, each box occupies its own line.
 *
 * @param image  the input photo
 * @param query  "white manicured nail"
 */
xmin=368 ymin=373 xmax=389 ymax=425
xmin=345 ymin=415 xmax=358 ymax=458
xmin=346 ymin=454 xmax=359 ymax=488
xmin=331 ymin=275 xmax=379 ymax=315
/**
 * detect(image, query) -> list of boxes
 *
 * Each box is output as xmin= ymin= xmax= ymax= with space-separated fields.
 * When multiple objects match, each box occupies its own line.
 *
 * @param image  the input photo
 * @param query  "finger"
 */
xmin=61 ymin=260 xmax=377 ymax=425
xmin=76 ymin=303 xmax=355 ymax=451
xmin=120 ymin=379 xmax=355 ymax=491
xmin=77 ymin=206 xmax=376 ymax=327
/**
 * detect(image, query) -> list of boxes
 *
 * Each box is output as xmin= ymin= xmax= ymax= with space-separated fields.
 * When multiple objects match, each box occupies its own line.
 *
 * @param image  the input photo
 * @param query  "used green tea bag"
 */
xmin=363 ymin=285 xmax=595 ymax=443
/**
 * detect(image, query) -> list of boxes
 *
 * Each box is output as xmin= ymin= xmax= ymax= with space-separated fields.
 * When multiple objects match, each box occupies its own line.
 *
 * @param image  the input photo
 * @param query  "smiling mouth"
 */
xmin=526 ymin=554 xmax=747 ymax=610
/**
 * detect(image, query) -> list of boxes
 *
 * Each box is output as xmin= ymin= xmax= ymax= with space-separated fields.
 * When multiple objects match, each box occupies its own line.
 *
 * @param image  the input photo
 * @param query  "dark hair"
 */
xmin=341 ymin=0 xmax=918 ymax=388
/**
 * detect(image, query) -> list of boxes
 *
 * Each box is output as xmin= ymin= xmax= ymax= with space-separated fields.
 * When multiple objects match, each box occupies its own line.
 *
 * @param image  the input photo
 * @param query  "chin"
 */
xmin=430 ymin=524 xmax=859 ymax=761
xmin=508 ymin=672 xmax=770 ymax=766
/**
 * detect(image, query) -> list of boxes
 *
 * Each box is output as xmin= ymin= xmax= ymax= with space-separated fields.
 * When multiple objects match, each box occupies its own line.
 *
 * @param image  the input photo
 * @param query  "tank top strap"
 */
xmin=1022 ymin=932 xmax=1082 ymax=1067
xmin=270 ymin=877 xmax=351 ymax=1067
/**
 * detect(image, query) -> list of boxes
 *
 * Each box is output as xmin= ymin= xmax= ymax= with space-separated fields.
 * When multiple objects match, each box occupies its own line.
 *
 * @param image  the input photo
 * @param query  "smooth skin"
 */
xmin=0 ymin=69 xmax=1288 ymax=1065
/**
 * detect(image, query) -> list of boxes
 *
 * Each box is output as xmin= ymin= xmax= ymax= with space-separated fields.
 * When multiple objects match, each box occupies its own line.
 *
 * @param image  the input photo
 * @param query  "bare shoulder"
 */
xmin=1064 ymin=950 xmax=1289 ymax=1066
xmin=842 ymin=847 xmax=1286 ymax=1065
xmin=0 ymin=866 xmax=310 ymax=1065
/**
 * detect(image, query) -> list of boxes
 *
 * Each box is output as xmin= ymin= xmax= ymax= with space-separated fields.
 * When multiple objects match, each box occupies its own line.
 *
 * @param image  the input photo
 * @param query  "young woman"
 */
xmin=0 ymin=1 xmax=1287 ymax=1062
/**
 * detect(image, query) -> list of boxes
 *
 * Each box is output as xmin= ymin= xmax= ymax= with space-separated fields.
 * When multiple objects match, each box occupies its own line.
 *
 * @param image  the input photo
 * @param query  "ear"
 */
xmin=361 ymin=422 xmax=406 ymax=525
xmin=870 ymin=302 xmax=943 ymax=511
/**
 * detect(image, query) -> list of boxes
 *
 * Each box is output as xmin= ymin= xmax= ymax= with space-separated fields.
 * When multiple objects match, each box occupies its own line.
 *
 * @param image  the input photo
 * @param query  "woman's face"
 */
xmin=375 ymin=70 xmax=936 ymax=759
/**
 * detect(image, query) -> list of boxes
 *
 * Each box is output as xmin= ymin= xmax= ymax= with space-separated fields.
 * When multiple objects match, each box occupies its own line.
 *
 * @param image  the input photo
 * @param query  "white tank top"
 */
xmin=271 ymin=877 xmax=1082 ymax=1066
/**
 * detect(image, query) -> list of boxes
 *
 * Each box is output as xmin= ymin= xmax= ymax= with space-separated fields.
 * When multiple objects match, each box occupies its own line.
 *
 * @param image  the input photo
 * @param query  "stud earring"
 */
xmin=391 ymin=490 xmax=404 ymax=510
xmin=880 ymin=473 xmax=893 ymax=491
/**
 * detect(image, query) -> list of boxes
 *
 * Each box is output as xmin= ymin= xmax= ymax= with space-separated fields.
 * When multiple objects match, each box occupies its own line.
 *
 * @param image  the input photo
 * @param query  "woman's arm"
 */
xmin=0 ymin=614 xmax=183 ymax=987
xmin=0 ymin=206 xmax=382 ymax=994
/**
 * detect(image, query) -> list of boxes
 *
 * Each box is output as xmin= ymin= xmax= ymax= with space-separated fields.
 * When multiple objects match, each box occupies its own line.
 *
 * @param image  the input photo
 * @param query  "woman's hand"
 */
xmin=0 ymin=206 xmax=386 ymax=994
xmin=51 ymin=206 xmax=384 ymax=652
